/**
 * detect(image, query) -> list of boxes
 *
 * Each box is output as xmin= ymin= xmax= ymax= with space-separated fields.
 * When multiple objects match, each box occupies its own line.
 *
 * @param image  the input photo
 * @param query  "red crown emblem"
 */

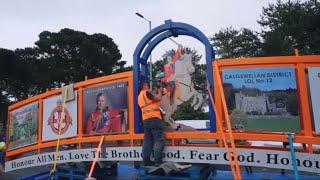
xmin=48 ymin=99 xmax=72 ymax=135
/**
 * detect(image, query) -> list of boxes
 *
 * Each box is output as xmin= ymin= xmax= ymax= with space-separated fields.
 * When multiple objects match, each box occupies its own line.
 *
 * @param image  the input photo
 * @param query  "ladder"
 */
xmin=207 ymin=61 xmax=242 ymax=180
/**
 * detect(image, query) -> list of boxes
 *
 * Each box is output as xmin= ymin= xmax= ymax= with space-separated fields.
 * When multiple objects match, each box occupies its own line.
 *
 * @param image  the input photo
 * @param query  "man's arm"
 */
xmin=146 ymin=88 xmax=162 ymax=102
xmin=153 ymin=89 xmax=162 ymax=101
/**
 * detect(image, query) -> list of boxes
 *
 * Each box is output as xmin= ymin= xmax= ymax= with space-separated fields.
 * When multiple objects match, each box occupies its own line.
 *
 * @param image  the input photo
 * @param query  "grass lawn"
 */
xmin=246 ymin=116 xmax=300 ymax=132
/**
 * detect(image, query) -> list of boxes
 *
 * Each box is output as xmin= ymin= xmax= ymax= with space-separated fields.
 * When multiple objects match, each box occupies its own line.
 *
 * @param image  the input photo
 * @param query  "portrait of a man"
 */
xmin=85 ymin=93 xmax=122 ymax=134
xmin=83 ymin=82 xmax=128 ymax=135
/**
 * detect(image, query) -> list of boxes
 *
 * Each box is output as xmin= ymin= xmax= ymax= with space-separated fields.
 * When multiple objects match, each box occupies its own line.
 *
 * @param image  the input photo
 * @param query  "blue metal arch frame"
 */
xmin=133 ymin=20 xmax=216 ymax=133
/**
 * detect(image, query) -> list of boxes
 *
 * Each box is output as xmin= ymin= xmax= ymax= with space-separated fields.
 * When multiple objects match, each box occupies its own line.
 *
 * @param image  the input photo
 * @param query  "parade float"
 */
xmin=5 ymin=20 xmax=320 ymax=179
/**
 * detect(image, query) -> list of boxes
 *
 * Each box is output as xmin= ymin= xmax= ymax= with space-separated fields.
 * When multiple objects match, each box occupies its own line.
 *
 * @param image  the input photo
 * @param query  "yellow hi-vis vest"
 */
xmin=138 ymin=90 xmax=162 ymax=121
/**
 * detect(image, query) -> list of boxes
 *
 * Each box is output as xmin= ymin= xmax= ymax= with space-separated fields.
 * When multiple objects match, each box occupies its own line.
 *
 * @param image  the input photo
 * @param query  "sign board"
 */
xmin=8 ymin=103 xmax=38 ymax=150
xmin=222 ymin=68 xmax=300 ymax=132
xmin=42 ymin=93 xmax=77 ymax=141
xmin=5 ymin=147 xmax=320 ymax=173
xmin=83 ymin=82 xmax=128 ymax=135
xmin=308 ymin=67 xmax=320 ymax=134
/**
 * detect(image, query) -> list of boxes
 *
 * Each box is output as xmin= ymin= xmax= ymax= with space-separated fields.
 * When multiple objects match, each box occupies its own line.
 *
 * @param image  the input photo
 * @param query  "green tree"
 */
xmin=230 ymin=109 xmax=248 ymax=130
xmin=0 ymin=48 xmax=20 ymax=99
xmin=286 ymin=93 xmax=298 ymax=116
xmin=186 ymin=48 xmax=207 ymax=94
xmin=35 ymin=28 xmax=123 ymax=86
xmin=0 ymin=48 xmax=22 ymax=132
xmin=258 ymin=0 xmax=320 ymax=55
xmin=113 ymin=61 xmax=133 ymax=73
xmin=210 ymin=27 xmax=262 ymax=58
xmin=4 ymin=28 xmax=124 ymax=100
xmin=13 ymin=47 xmax=45 ymax=100
xmin=172 ymin=100 xmax=209 ymax=120
xmin=211 ymin=0 xmax=320 ymax=57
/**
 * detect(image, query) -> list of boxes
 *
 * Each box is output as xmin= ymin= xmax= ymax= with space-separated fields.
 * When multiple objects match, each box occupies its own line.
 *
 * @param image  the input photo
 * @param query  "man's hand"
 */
xmin=152 ymin=87 xmax=163 ymax=101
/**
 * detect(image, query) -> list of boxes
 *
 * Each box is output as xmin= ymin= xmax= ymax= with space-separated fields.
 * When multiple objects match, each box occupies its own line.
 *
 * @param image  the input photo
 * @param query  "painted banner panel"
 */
xmin=5 ymin=147 xmax=320 ymax=173
xmin=42 ymin=93 xmax=77 ymax=141
xmin=8 ymin=103 xmax=38 ymax=150
xmin=83 ymin=82 xmax=128 ymax=135
xmin=308 ymin=67 xmax=320 ymax=134
xmin=222 ymin=67 xmax=300 ymax=132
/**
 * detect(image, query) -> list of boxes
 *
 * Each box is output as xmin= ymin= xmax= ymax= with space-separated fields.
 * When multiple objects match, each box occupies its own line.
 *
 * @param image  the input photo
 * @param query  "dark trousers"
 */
xmin=142 ymin=118 xmax=165 ymax=164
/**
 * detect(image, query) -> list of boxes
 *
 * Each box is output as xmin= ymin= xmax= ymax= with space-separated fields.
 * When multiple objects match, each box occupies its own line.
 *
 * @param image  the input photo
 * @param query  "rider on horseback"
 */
xmin=161 ymin=45 xmax=183 ymax=105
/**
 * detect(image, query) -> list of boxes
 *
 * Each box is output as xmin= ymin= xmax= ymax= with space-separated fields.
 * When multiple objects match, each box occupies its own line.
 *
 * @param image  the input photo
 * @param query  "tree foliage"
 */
xmin=1 ymin=28 xmax=123 ymax=101
xmin=259 ymin=0 xmax=320 ymax=55
xmin=0 ymin=48 xmax=32 ymax=100
xmin=0 ymin=48 xmax=16 ymax=99
xmin=211 ymin=0 xmax=320 ymax=58
xmin=172 ymin=99 xmax=209 ymax=120
xmin=0 ymin=48 xmax=16 ymax=132
xmin=230 ymin=109 xmax=248 ymax=129
xmin=210 ymin=27 xmax=262 ymax=58
xmin=34 ymin=28 xmax=122 ymax=86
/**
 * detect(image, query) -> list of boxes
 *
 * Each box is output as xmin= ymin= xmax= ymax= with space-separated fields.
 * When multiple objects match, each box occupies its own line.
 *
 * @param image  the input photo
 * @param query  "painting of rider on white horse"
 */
xmin=155 ymin=45 xmax=204 ymax=130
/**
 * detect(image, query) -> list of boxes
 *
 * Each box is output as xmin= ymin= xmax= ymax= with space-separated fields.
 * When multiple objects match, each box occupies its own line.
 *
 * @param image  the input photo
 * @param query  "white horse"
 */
xmin=160 ymin=53 xmax=204 ymax=129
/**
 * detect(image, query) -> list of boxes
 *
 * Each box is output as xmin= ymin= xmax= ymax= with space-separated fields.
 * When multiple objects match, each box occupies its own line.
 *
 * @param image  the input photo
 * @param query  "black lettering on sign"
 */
xmin=48 ymin=154 xmax=55 ymax=161
xmin=165 ymin=150 xmax=181 ymax=159
xmin=280 ymin=157 xmax=289 ymax=165
xmin=267 ymin=154 xmax=279 ymax=164
xmin=37 ymin=155 xmax=46 ymax=163
xmin=190 ymin=150 xmax=198 ymax=159
xmin=69 ymin=152 xmax=89 ymax=160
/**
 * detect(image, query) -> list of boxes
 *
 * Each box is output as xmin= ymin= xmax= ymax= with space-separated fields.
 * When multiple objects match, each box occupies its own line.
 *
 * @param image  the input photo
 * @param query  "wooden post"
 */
xmin=88 ymin=136 xmax=104 ymax=178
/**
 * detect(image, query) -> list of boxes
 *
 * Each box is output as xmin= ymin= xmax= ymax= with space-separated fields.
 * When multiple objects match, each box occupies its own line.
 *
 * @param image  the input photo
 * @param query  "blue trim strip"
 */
xmin=287 ymin=134 xmax=300 ymax=180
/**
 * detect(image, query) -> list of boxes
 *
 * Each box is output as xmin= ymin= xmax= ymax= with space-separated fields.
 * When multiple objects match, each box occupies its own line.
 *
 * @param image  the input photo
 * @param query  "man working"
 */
xmin=138 ymin=81 xmax=165 ymax=166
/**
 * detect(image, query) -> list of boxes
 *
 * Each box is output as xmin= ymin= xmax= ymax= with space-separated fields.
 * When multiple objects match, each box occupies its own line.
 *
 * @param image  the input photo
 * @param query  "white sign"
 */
xmin=42 ymin=93 xmax=77 ymax=141
xmin=5 ymin=147 xmax=320 ymax=173
xmin=308 ymin=67 xmax=320 ymax=134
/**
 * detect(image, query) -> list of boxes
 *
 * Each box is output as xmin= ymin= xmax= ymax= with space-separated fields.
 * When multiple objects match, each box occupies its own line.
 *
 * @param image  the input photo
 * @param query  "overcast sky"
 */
xmin=0 ymin=0 xmax=277 ymax=65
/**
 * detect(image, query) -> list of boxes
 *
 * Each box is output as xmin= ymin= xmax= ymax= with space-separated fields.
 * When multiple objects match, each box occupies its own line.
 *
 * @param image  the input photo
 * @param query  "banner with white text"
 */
xmin=5 ymin=147 xmax=320 ymax=173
